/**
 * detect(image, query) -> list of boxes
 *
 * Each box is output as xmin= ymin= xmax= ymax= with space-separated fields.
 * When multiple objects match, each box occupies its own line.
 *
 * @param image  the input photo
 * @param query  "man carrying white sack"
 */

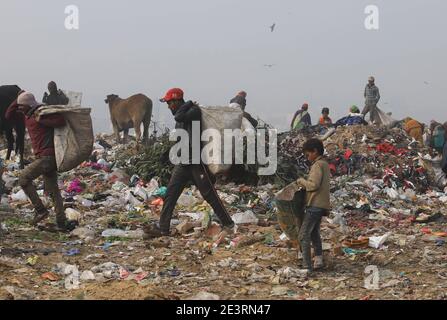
xmin=143 ymin=88 xmax=235 ymax=239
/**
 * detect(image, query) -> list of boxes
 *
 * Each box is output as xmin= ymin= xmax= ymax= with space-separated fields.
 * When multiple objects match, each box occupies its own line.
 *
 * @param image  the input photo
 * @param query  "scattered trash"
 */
xmin=232 ymin=210 xmax=259 ymax=225
xmin=41 ymin=272 xmax=60 ymax=282
xmin=369 ymin=232 xmax=392 ymax=249
xmin=64 ymin=248 xmax=81 ymax=256
xmin=2 ymin=127 xmax=446 ymax=299
xmin=26 ymin=256 xmax=39 ymax=266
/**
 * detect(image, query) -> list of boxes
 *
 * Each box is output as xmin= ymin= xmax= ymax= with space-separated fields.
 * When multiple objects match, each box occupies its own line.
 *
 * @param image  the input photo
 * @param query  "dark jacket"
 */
xmin=6 ymin=104 xmax=66 ymax=157
xmin=243 ymin=111 xmax=258 ymax=128
xmin=230 ymin=95 xmax=246 ymax=108
xmin=230 ymin=96 xmax=257 ymax=128
xmin=43 ymin=90 xmax=69 ymax=106
xmin=0 ymin=85 xmax=23 ymax=130
xmin=173 ymin=101 xmax=202 ymax=163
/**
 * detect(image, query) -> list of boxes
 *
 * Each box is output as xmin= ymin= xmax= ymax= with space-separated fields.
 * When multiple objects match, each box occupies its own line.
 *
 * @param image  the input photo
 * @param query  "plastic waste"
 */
xmin=64 ymin=248 xmax=80 ymax=256
xmin=177 ymin=193 xmax=198 ymax=208
xmin=10 ymin=190 xmax=28 ymax=202
xmin=65 ymin=208 xmax=82 ymax=221
xmin=101 ymin=228 xmax=144 ymax=239
xmin=112 ymin=181 xmax=127 ymax=192
xmin=133 ymin=185 xmax=150 ymax=201
xmin=369 ymin=232 xmax=392 ymax=249
xmin=146 ymin=179 xmax=159 ymax=194
xmin=153 ymin=187 xmax=167 ymax=198
xmin=2 ymin=173 xmax=17 ymax=190
xmin=232 ymin=210 xmax=259 ymax=225
xmin=125 ymin=191 xmax=143 ymax=206
xmin=66 ymin=179 xmax=83 ymax=194
xmin=385 ymin=188 xmax=399 ymax=200
xmin=129 ymin=174 xmax=141 ymax=187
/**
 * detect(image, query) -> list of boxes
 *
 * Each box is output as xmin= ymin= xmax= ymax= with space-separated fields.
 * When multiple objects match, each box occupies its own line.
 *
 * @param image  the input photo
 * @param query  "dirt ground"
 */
xmin=1 ymin=211 xmax=446 ymax=300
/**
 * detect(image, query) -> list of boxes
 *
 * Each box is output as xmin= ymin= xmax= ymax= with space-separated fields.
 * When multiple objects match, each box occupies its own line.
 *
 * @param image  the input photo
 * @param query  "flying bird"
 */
xmin=264 ymin=64 xmax=275 ymax=68
xmin=269 ymin=23 xmax=276 ymax=32
xmin=424 ymin=81 xmax=429 ymax=85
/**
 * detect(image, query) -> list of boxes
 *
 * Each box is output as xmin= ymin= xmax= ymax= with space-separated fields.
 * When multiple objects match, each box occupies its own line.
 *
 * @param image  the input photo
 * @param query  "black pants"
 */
xmin=298 ymin=207 xmax=324 ymax=271
xmin=159 ymin=164 xmax=234 ymax=232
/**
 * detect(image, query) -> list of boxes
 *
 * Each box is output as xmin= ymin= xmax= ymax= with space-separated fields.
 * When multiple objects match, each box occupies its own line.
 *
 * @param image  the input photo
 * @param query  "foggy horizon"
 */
xmin=1 ymin=0 xmax=446 ymax=133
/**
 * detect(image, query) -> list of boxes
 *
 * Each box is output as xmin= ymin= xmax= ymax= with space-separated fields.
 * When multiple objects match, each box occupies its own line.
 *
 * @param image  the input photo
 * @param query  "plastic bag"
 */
xmin=10 ymin=189 xmax=28 ymax=202
xmin=232 ymin=210 xmax=259 ymax=225
xmin=369 ymin=232 xmax=392 ymax=249
xmin=177 ymin=193 xmax=198 ymax=208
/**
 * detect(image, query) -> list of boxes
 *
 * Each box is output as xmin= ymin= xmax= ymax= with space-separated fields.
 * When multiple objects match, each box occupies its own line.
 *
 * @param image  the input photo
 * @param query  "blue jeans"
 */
xmin=298 ymin=207 xmax=324 ymax=270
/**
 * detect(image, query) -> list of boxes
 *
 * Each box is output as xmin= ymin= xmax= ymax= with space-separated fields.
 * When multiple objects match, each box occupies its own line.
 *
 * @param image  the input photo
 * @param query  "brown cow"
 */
xmin=105 ymin=94 xmax=153 ymax=144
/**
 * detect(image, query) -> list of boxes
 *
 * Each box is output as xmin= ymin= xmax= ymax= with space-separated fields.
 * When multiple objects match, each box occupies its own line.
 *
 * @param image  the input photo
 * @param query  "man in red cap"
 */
xmin=143 ymin=88 xmax=235 ymax=238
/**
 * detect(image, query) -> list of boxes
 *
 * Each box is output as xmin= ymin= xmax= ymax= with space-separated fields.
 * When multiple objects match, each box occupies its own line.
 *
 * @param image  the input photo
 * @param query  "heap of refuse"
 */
xmin=1 ymin=125 xmax=446 ymax=300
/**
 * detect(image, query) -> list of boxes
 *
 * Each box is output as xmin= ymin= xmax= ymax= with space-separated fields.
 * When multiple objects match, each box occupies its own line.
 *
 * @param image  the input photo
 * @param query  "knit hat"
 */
xmin=17 ymin=92 xmax=41 ymax=108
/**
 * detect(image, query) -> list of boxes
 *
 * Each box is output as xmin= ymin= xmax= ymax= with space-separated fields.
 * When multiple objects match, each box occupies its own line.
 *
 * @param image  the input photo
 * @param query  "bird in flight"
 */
xmin=264 ymin=64 xmax=275 ymax=68
xmin=269 ymin=23 xmax=276 ymax=32
xmin=424 ymin=81 xmax=429 ymax=85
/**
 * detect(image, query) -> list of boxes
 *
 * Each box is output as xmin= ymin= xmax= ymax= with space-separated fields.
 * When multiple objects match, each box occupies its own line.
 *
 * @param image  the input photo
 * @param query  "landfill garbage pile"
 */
xmin=266 ymin=125 xmax=437 ymax=192
xmin=0 ymin=125 xmax=446 ymax=300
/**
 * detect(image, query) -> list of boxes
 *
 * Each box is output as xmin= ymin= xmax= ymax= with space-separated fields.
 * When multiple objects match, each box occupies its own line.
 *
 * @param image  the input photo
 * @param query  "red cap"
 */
xmin=160 ymin=88 xmax=184 ymax=102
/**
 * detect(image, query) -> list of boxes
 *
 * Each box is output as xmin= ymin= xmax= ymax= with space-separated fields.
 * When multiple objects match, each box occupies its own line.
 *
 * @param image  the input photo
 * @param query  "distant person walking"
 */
xmin=43 ymin=81 xmax=69 ymax=106
xmin=362 ymin=76 xmax=381 ymax=124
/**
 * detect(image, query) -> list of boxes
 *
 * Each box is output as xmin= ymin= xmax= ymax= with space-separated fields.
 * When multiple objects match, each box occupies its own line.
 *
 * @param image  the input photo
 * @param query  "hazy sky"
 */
xmin=1 ymin=0 xmax=446 ymax=133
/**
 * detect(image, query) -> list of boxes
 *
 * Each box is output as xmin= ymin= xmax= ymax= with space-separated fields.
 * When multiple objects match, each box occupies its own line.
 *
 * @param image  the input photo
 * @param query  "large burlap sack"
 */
xmin=200 ymin=106 xmax=243 ymax=175
xmin=36 ymin=106 xmax=93 ymax=172
xmin=62 ymin=90 xmax=83 ymax=107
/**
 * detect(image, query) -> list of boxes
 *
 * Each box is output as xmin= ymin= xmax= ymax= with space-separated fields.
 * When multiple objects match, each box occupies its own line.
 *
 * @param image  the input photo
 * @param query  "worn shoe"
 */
xmin=214 ymin=224 xmax=236 ymax=242
xmin=143 ymin=223 xmax=170 ymax=240
xmin=58 ymin=220 xmax=79 ymax=233
xmin=38 ymin=220 xmax=79 ymax=233
xmin=32 ymin=209 xmax=50 ymax=226
xmin=314 ymin=256 xmax=324 ymax=270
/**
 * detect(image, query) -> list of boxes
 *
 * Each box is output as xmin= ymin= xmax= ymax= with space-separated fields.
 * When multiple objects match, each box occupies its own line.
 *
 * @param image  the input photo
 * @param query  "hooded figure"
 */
xmin=43 ymin=81 xmax=69 ymax=106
